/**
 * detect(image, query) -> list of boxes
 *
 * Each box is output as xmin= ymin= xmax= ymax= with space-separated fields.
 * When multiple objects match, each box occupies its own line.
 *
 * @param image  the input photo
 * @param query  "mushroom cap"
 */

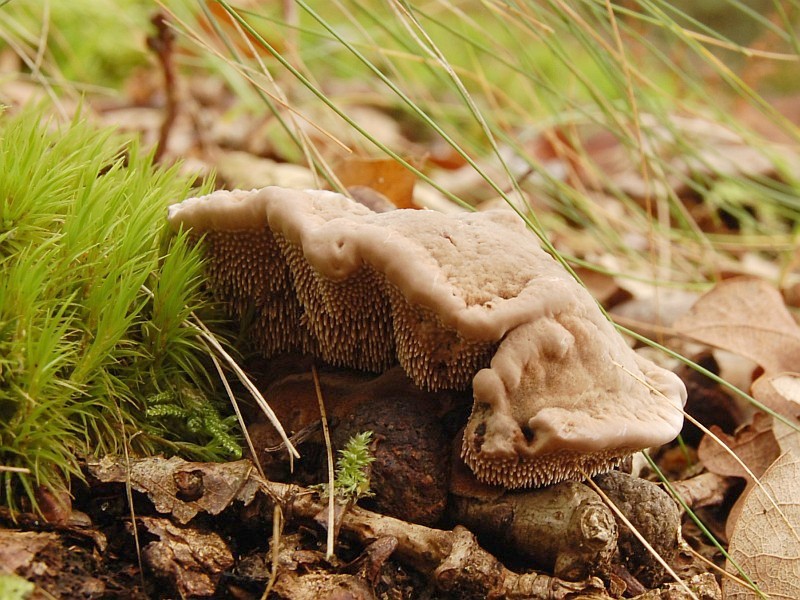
xmin=462 ymin=312 xmax=686 ymax=487
xmin=168 ymin=187 xmax=686 ymax=488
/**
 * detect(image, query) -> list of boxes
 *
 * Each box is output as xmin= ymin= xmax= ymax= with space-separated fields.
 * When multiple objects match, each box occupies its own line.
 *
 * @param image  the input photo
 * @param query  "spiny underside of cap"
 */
xmin=194 ymin=226 xmax=502 ymax=390
xmin=168 ymin=187 xmax=687 ymax=489
xmin=461 ymin=445 xmax=632 ymax=489
xmin=169 ymin=187 xmax=549 ymax=391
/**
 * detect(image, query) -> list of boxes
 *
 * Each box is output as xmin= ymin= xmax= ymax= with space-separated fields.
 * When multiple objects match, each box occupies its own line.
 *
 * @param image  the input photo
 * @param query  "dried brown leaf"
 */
xmin=674 ymin=277 xmax=800 ymax=375
xmin=723 ymin=451 xmax=800 ymax=600
xmin=697 ymin=414 xmax=780 ymax=480
xmin=141 ymin=516 xmax=234 ymax=598
xmin=273 ymin=571 xmax=376 ymax=600
xmin=33 ymin=485 xmax=72 ymax=526
xmin=334 ymin=156 xmax=417 ymax=208
xmin=697 ymin=413 xmax=780 ymax=539
xmin=215 ymin=149 xmax=315 ymax=190
xmin=752 ymin=373 xmax=800 ymax=456
xmin=573 ymin=267 xmax=632 ymax=310
xmin=87 ymin=456 xmax=260 ymax=524
xmin=0 ymin=530 xmax=58 ymax=574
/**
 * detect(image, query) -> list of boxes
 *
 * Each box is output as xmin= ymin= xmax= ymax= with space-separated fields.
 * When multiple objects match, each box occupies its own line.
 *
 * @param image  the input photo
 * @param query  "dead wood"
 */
xmin=89 ymin=456 xmax=608 ymax=598
xmin=450 ymin=480 xmax=618 ymax=582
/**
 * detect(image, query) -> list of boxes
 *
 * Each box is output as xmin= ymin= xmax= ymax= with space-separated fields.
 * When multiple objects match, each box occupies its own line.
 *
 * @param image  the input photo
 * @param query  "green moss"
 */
xmin=0 ymin=107 xmax=237 ymax=511
xmin=333 ymin=431 xmax=375 ymax=501
xmin=314 ymin=431 xmax=375 ymax=502
xmin=0 ymin=573 xmax=34 ymax=600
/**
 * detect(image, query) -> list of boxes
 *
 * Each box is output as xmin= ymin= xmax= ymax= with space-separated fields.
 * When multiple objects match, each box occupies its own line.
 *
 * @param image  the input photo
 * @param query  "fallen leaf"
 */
xmin=141 ymin=516 xmax=234 ymax=598
xmin=611 ymin=286 xmax=699 ymax=330
xmin=674 ymin=277 xmax=800 ymax=375
xmin=199 ymin=0 xmax=280 ymax=59
xmin=573 ymin=114 xmax=782 ymax=201
xmin=0 ymin=530 xmax=58 ymax=574
xmin=347 ymin=185 xmax=398 ymax=212
xmin=697 ymin=414 xmax=780 ymax=480
xmin=697 ymin=413 xmax=780 ymax=539
xmin=334 ymin=155 xmax=417 ymax=208
xmin=273 ymin=571 xmax=376 ymax=600
xmin=752 ymin=373 xmax=800 ymax=456
xmin=344 ymin=536 xmax=399 ymax=587
xmin=573 ymin=267 xmax=632 ymax=310
xmin=33 ymin=485 xmax=72 ymax=525
xmin=722 ymin=451 xmax=800 ymax=600
xmin=88 ymin=456 xmax=260 ymax=524
xmin=215 ymin=149 xmax=316 ymax=190
xmin=677 ymin=278 xmax=800 ymax=541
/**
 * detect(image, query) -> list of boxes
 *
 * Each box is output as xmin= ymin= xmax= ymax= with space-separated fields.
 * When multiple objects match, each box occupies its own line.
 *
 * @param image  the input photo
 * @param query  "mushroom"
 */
xmin=168 ymin=187 xmax=686 ymax=488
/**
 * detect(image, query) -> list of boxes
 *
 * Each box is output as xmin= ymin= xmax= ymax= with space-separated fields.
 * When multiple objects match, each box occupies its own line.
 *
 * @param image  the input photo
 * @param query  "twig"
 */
xmin=138 ymin=284 xmax=299 ymax=467
xmin=261 ymin=504 xmax=282 ymax=600
xmin=255 ymin=476 xmax=606 ymax=599
xmin=204 ymin=343 xmax=267 ymax=479
xmin=147 ymin=11 xmax=178 ymax=163
xmin=312 ymin=364 xmax=336 ymax=560
xmin=0 ymin=465 xmax=31 ymax=474
xmin=110 ymin=400 xmax=147 ymax=596
xmin=190 ymin=313 xmax=299 ymax=461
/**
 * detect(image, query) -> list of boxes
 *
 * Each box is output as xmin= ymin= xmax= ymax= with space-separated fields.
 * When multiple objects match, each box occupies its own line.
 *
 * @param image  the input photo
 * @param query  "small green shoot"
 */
xmin=315 ymin=431 xmax=375 ymax=502
xmin=145 ymin=389 xmax=243 ymax=460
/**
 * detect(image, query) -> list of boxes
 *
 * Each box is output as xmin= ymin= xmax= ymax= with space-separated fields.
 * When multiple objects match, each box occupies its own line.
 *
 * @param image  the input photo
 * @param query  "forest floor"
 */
xmin=3 ymin=4 xmax=800 ymax=600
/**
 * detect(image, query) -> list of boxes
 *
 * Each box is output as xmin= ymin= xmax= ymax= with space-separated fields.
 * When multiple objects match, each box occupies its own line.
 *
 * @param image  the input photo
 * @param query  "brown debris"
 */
xmin=676 ymin=352 xmax=746 ymax=446
xmin=633 ymin=573 xmax=721 ymax=600
xmin=140 ymin=516 xmax=234 ymax=598
xmin=0 ymin=529 xmax=119 ymax=599
xmin=0 ymin=530 xmax=60 ymax=576
xmin=670 ymin=472 xmax=739 ymax=512
xmin=88 ymin=456 xmax=261 ymax=525
xmin=89 ymin=455 xmax=611 ymax=599
xmin=342 ymin=536 xmax=399 ymax=588
xmin=272 ymin=571 xmax=376 ymax=600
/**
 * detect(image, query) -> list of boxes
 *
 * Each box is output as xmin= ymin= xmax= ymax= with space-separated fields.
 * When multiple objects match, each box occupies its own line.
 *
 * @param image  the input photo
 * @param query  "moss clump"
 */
xmin=0 ymin=108 xmax=237 ymax=511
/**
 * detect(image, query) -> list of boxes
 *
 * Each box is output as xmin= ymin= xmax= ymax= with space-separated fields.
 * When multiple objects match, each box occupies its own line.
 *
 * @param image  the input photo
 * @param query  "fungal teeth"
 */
xmin=461 ymin=434 xmax=632 ymax=488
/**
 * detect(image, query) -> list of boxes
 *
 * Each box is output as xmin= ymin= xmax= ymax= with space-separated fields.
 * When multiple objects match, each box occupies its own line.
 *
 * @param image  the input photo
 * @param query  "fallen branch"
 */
xmin=88 ymin=456 xmax=604 ymax=599
xmin=266 ymin=478 xmax=607 ymax=600
xmin=88 ymin=456 xmax=720 ymax=599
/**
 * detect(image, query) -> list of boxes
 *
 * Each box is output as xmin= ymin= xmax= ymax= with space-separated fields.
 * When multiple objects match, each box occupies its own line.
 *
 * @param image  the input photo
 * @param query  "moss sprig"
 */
xmin=315 ymin=431 xmax=375 ymax=503
xmin=145 ymin=388 xmax=242 ymax=460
